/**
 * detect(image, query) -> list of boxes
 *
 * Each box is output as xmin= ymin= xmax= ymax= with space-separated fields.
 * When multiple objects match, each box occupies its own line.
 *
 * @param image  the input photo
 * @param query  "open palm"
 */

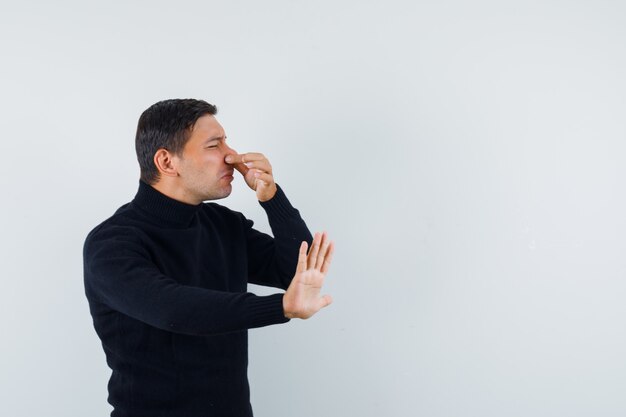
xmin=283 ymin=231 xmax=334 ymax=319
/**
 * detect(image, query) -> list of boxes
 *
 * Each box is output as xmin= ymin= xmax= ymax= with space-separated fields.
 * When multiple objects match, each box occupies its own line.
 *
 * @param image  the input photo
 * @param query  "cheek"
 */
xmin=201 ymin=152 xmax=226 ymax=170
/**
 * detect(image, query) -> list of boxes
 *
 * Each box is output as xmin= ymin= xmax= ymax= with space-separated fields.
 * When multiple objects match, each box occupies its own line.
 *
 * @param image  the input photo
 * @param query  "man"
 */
xmin=83 ymin=98 xmax=334 ymax=417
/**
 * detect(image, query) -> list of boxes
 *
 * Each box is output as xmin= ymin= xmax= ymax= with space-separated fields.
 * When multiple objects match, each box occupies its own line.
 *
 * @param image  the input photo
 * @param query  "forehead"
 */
xmin=188 ymin=114 xmax=225 ymax=141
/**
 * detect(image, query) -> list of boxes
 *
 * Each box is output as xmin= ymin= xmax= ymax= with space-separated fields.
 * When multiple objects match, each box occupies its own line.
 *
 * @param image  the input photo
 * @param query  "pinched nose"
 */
xmin=223 ymin=146 xmax=237 ymax=162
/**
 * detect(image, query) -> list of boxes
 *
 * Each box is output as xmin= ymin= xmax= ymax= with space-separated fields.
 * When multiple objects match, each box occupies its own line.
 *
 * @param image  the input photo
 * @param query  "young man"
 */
xmin=83 ymin=99 xmax=334 ymax=417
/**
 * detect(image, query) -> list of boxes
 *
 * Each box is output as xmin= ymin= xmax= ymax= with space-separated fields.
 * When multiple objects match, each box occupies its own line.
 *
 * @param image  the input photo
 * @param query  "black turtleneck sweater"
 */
xmin=83 ymin=180 xmax=312 ymax=417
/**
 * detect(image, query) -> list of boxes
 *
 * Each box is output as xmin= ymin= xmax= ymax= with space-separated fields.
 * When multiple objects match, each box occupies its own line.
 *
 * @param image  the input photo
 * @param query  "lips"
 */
xmin=221 ymin=170 xmax=234 ymax=179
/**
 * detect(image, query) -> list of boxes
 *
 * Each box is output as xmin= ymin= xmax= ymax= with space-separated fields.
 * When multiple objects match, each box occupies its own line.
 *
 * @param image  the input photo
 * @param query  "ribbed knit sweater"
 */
xmin=83 ymin=180 xmax=312 ymax=417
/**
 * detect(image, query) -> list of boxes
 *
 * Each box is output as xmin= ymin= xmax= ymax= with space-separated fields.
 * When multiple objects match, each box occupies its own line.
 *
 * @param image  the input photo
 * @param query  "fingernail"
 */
xmin=225 ymin=156 xmax=233 ymax=163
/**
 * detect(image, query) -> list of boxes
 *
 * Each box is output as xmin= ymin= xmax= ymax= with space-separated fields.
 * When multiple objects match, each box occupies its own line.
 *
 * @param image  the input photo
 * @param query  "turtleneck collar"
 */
xmin=131 ymin=180 xmax=203 ymax=226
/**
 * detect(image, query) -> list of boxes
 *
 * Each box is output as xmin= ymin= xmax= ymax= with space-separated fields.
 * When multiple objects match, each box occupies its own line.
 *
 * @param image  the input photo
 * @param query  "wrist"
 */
xmin=257 ymin=183 xmax=277 ymax=202
xmin=282 ymin=294 xmax=295 ymax=319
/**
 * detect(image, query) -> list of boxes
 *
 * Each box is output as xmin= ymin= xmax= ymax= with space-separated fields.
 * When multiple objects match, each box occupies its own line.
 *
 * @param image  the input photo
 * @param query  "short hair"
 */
xmin=135 ymin=98 xmax=218 ymax=185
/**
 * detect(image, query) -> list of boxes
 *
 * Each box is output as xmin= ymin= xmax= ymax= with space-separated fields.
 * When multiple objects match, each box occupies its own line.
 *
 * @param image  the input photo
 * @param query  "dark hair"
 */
xmin=135 ymin=98 xmax=218 ymax=184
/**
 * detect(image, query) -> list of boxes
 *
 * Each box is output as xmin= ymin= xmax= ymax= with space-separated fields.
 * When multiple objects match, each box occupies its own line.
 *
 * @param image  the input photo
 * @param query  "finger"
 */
xmin=227 ymin=153 xmax=273 ymax=182
xmin=225 ymin=154 xmax=245 ymax=165
xmin=241 ymin=159 xmax=272 ymax=175
xmin=315 ymin=232 xmax=330 ymax=270
xmin=307 ymin=232 xmax=321 ymax=270
xmin=296 ymin=241 xmax=308 ymax=273
xmin=241 ymin=152 xmax=266 ymax=162
xmin=252 ymin=170 xmax=274 ymax=185
xmin=320 ymin=241 xmax=334 ymax=275
xmin=225 ymin=152 xmax=266 ymax=165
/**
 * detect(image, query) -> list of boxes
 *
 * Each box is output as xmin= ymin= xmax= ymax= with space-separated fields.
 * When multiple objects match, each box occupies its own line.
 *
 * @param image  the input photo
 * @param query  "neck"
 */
xmin=133 ymin=180 xmax=202 ymax=227
xmin=151 ymin=179 xmax=201 ymax=205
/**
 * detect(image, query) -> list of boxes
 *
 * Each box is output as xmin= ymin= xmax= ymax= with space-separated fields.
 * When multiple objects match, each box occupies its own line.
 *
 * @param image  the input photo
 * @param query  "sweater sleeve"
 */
xmin=244 ymin=184 xmax=314 ymax=290
xmin=83 ymin=226 xmax=289 ymax=336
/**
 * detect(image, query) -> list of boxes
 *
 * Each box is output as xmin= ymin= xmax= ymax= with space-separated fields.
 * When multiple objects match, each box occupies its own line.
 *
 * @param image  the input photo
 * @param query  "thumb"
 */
xmin=232 ymin=161 xmax=249 ymax=176
xmin=225 ymin=152 xmax=249 ymax=176
xmin=318 ymin=294 xmax=333 ymax=309
xmin=296 ymin=241 xmax=308 ymax=274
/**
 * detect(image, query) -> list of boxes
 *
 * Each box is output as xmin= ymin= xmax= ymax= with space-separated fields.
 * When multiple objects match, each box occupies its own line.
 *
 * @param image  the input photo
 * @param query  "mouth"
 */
xmin=221 ymin=170 xmax=234 ymax=179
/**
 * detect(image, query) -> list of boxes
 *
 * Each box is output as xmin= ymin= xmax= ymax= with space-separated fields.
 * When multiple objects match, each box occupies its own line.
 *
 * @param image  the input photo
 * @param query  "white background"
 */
xmin=1 ymin=1 xmax=625 ymax=416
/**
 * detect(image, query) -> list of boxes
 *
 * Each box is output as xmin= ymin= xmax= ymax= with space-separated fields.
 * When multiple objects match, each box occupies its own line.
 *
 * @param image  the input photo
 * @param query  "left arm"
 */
xmin=241 ymin=184 xmax=313 ymax=289
xmin=226 ymin=151 xmax=313 ymax=290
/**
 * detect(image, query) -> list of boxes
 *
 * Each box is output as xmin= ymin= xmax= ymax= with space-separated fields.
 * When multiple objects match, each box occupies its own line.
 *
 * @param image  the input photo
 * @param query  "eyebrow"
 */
xmin=204 ymin=135 xmax=227 ymax=144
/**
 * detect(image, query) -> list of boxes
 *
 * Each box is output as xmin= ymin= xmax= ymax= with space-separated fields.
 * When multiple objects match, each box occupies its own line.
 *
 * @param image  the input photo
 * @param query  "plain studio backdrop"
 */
xmin=1 ymin=1 xmax=624 ymax=416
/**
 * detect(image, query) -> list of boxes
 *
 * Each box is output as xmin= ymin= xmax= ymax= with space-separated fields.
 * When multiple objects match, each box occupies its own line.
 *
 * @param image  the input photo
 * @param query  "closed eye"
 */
xmin=205 ymin=136 xmax=226 ymax=149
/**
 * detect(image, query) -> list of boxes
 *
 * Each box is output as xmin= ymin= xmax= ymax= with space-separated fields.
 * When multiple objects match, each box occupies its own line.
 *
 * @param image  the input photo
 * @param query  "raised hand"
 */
xmin=225 ymin=152 xmax=277 ymax=202
xmin=283 ymin=231 xmax=335 ymax=319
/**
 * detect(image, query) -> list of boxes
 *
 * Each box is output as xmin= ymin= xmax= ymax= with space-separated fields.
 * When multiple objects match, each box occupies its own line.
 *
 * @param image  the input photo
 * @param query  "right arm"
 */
xmin=83 ymin=226 xmax=289 ymax=336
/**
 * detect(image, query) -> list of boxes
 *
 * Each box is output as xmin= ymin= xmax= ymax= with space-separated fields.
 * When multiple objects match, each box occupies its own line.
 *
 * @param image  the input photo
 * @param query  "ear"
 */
xmin=153 ymin=148 xmax=179 ymax=178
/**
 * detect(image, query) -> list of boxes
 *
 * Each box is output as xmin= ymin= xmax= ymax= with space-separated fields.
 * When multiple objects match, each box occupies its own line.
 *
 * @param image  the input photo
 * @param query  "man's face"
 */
xmin=173 ymin=114 xmax=237 ymax=202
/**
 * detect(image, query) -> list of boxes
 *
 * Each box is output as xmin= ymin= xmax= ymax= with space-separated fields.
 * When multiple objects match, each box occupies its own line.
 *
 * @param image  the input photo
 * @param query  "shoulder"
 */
xmin=83 ymin=205 xmax=146 ymax=258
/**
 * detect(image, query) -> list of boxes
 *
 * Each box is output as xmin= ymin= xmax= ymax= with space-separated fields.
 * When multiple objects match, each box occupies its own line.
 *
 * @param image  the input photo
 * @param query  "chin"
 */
xmin=203 ymin=186 xmax=232 ymax=202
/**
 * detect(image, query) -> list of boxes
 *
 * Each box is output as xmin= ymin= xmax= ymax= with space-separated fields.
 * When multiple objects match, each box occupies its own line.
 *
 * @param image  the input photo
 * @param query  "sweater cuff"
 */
xmin=258 ymin=183 xmax=297 ymax=222
xmin=246 ymin=293 xmax=290 ymax=328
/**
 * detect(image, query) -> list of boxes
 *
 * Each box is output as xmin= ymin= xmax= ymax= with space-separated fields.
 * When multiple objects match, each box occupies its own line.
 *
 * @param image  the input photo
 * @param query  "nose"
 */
xmin=223 ymin=143 xmax=237 ymax=160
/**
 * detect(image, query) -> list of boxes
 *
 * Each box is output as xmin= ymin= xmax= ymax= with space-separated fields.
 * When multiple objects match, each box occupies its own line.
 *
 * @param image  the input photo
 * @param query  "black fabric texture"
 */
xmin=83 ymin=180 xmax=312 ymax=417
